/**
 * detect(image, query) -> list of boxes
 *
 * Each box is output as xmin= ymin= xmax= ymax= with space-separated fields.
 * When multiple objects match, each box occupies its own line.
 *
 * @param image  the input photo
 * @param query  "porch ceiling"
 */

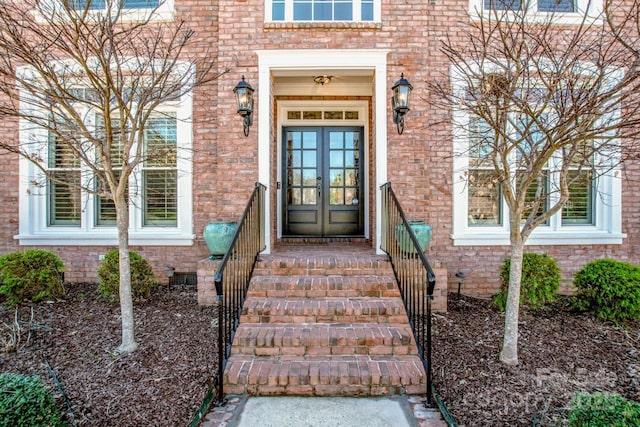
xmin=272 ymin=69 xmax=374 ymax=97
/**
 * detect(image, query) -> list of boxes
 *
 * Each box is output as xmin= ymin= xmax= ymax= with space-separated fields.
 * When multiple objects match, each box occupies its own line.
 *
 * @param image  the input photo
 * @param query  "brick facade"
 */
xmin=0 ymin=0 xmax=638 ymax=297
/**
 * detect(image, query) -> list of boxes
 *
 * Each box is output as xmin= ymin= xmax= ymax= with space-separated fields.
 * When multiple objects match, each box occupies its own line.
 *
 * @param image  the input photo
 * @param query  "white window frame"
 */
xmin=265 ymin=0 xmax=381 ymax=23
xmin=469 ymin=0 xmax=603 ymax=25
xmin=450 ymin=64 xmax=624 ymax=246
xmin=35 ymin=0 xmax=175 ymax=23
xmin=16 ymin=70 xmax=193 ymax=246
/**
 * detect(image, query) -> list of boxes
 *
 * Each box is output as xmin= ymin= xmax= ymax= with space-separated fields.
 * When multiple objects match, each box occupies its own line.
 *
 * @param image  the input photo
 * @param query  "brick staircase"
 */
xmin=222 ymin=243 xmax=427 ymax=396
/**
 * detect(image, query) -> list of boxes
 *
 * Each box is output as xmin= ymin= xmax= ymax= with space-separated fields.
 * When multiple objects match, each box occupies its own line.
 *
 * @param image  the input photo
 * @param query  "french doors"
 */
xmin=283 ymin=127 xmax=364 ymax=236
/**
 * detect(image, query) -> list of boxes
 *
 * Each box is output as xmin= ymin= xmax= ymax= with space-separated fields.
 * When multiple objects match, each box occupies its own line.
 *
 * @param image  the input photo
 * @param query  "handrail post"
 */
xmin=426 ymin=293 xmax=433 ymax=404
xmin=215 ymin=293 xmax=225 ymax=407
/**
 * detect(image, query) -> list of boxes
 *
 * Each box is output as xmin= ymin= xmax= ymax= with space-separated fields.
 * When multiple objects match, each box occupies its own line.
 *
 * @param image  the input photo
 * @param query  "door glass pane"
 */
xmin=303 ymin=151 xmax=317 ymax=168
xmin=329 ymin=132 xmax=343 ymax=149
xmin=330 ymin=170 xmax=344 ymax=185
xmin=345 ymin=151 xmax=355 ymax=167
xmin=345 ymin=132 xmax=356 ymax=149
xmin=291 ymin=170 xmax=302 ymax=186
xmin=345 ymin=169 xmax=357 ymax=186
xmin=330 ymin=188 xmax=344 ymax=205
xmin=330 ymin=151 xmax=343 ymax=167
xmin=288 ymin=132 xmax=301 ymax=149
xmin=288 ymin=188 xmax=301 ymax=205
xmin=303 ymin=169 xmax=316 ymax=185
xmin=303 ymin=188 xmax=317 ymax=205
xmin=291 ymin=151 xmax=301 ymax=167
xmin=303 ymin=132 xmax=317 ymax=149
xmin=345 ymin=188 xmax=357 ymax=205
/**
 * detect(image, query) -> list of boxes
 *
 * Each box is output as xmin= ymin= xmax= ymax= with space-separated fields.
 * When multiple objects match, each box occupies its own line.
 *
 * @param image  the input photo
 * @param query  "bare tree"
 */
xmin=0 ymin=0 xmax=219 ymax=353
xmin=430 ymin=0 xmax=640 ymax=365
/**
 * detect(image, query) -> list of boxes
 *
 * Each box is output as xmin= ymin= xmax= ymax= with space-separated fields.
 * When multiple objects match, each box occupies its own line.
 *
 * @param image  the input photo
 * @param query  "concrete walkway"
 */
xmin=200 ymin=395 xmax=447 ymax=427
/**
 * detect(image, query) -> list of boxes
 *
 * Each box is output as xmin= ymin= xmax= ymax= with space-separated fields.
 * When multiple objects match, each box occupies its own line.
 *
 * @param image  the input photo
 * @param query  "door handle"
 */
xmin=317 ymin=176 xmax=322 ymax=198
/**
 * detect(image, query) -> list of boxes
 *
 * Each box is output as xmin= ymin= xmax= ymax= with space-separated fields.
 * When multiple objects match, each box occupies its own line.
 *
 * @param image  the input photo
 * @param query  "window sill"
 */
xmin=264 ymin=22 xmax=382 ymax=30
xmin=451 ymin=230 xmax=626 ymax=246
xmin=15 ymin=232 xmax=195 ymax=246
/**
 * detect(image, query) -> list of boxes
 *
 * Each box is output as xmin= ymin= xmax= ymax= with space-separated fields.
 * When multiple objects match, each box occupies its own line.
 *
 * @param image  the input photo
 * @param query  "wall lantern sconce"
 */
xmin=233 ymin=75 xmax=254 ymax=137
xmin=391 ymin=73 xmax=413 ymax=134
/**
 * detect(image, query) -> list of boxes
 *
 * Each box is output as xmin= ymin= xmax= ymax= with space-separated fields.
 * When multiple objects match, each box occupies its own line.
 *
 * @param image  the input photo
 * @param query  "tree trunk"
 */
xmin=499 ymin=237 xmax=525 ymax=365
xmin=115 ymin=197 xmax=138 ymax=353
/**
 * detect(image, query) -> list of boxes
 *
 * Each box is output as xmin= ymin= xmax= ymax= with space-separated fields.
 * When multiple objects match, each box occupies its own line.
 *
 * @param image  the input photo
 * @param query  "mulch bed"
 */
xmin=2 ymin=285 xmax=640 ymax=426
xmin=432 ymin=295 xmax=640 ymax=426
xmin=1 ymin=283 xmax=218 ymax=426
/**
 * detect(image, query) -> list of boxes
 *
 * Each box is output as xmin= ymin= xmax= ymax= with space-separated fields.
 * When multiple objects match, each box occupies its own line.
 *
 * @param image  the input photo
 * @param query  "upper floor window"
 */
xmin=267 ymin=0 xmax=378 ymax=22
xmin=471 ymin=0 xmax=602 ymax=23
xmin=37 ymin=0 xmax=174 ymax=22
xmin=72 ymin=0 xmax=159 ymax=9
xmin=484 ymin=0 xmax=575 ymax=12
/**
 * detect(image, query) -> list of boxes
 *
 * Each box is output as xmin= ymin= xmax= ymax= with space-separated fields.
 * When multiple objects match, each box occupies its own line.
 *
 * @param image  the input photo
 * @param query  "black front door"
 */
xmin=283 ymin=127 xmax=364 ymax=236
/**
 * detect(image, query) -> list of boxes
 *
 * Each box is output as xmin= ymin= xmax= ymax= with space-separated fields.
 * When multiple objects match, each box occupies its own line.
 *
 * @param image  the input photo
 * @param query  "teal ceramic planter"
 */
xmin=396 ymin=220 xmax=432 ymax=253
xmin=203 ymin=221 xmax=238 ymax=259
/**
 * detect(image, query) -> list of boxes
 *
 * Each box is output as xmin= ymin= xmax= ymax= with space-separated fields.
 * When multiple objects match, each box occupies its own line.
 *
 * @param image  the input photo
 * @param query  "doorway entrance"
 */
xmin=283 ymin=127 xmax=364 ymax=236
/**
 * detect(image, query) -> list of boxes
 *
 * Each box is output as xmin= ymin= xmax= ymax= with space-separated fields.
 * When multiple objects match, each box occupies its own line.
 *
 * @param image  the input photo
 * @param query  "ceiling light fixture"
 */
xmin=313 ymin=75 xmax=333 ymax=85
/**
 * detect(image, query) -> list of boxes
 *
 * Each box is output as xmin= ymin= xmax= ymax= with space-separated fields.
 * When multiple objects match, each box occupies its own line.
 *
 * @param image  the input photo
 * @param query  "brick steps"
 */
xmin=240 ymin=297 xmax=408 ymax=324
xmin=253 ymin=254 xmax=392 ymax=277
xmin=223 ymin=355 xmax=426 ymax=396
xmin=230 ymin=323 xmax=418 ymax=356
xmin=247 ymin=275 xmax=400 ymax=298
xmin=223 ymin=244 xmax=427 ymax=397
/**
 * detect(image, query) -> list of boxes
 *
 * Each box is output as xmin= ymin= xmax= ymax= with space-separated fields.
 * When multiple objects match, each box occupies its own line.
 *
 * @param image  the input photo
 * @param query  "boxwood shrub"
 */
xmin=0 ymin=373 xmax=66 ymax=427
xmin=567 ymin=392 xmax=640 ymax=427
xmin=572 ymin=258 xmax=640 ymax=323
xmin=97 ymin=249 xmax=156 ymax=302
xmin=493 ymin=253 xmax=561 ymax=311
xmin=0 ymin=249 xmax=64 ymax=308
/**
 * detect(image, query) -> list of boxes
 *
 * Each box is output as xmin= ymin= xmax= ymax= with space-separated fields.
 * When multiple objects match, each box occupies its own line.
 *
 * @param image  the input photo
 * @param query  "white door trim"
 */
xmin=257 ymin=49 xmax=390 ymax=254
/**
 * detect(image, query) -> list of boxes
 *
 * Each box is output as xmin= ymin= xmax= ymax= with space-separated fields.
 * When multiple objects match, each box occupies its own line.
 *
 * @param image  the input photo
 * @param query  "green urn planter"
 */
xmin=203 ymin=221 xmax=238 ymax=259
xmin=396 ymin=220 xmax=432 ymax=254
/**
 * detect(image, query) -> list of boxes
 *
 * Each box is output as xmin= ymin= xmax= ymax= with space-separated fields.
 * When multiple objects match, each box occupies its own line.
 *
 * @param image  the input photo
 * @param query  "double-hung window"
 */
xmin=267 ymin=0 xmax=378 ymax=22
xmin=19 ymin=90 xmax=193 ymax=246
xmin=453 ymin=113 xmax=622 ymax=246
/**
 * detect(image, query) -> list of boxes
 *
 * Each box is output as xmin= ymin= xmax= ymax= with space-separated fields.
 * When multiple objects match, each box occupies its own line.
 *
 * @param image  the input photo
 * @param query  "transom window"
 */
xmin=267 ymin=0 xmax=378 ymax=22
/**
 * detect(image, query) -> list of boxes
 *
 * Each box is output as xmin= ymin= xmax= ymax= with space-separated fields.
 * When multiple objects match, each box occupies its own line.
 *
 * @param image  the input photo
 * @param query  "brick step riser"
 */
xmin=230 ymin=345 xmax=418 ymax=357
xmin=248 ymin=276 xmax=400 ymax=298
xmin=240 ymin=314 xmax=410 ymax=324
xmin=253 ymin=267 xmax=393 ymax=277
xmin=223 ymin=357 xmax=426 ymax=397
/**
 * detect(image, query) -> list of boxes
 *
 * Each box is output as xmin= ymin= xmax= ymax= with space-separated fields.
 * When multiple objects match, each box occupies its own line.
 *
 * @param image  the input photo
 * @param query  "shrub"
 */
xmin=567 ymin=392 xmax=640 ymax=427
xmin=572 ymin=258 xmax=640 ymax=323
xmin=0 ymin=373 xmax=66 ymax=427
xmin=0 ymin=249 xmax=64 ymax=308
xmin=97 ymin=249 xmax=156 ymax=302
xmin=493 ymin=253 xmax=561 ymax=311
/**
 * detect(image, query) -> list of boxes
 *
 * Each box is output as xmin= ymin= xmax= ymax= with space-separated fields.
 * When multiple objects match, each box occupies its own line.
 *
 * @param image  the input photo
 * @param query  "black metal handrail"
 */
xmin=380 ymin=182 xmax=437 ymax=402
xmin=213 ymin=182 xmax=265 ymax=407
